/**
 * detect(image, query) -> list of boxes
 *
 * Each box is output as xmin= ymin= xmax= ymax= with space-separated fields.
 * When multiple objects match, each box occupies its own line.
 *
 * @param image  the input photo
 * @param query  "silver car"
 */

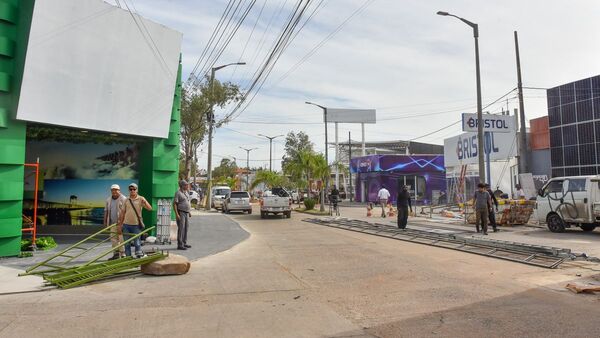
xmin=223 ymin=191 xmax=252 ymax=214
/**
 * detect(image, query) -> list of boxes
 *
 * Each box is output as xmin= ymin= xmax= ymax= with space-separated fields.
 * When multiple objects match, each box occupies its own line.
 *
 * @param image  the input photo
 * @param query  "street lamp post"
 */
xmin=437 ymin=11 xmax=485 ymax=184
xmin=258 ymin=134 xmax=284 ymax=171
xmin=239 ymin=147 xmax=258 ymax=190
xmin=305 ymin=101 xmax=329 ymax=212
xmin=205 ymin=62 xmax=245 ymax=211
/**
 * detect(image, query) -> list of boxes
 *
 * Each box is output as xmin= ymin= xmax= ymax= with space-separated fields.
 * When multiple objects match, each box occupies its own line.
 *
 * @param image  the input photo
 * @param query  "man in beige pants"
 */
xmin=104 ymin=184 xmax=126 ymax=260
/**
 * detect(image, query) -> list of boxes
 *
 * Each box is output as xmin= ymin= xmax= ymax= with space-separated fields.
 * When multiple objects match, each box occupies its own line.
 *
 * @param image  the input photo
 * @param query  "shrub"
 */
xmin=304 ymin=198 xmax=316 ymax=210
xmin=21 ymin=236 xmax=57 ymax=251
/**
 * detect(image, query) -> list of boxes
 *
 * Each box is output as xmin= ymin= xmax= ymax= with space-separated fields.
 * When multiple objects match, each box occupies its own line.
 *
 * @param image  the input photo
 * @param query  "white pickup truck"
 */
xmin=260 ymin=188 xmax=292 ymax=219
xmin=536 ymin=175 xmax=600 ymax=232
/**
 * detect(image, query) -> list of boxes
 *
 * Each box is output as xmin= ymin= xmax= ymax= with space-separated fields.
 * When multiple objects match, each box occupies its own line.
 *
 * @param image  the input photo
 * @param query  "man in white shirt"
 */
xmin=514 ymin=184 xmax=526 ymax=200
xmin=377 ymin=185 xmax=391 ymax=218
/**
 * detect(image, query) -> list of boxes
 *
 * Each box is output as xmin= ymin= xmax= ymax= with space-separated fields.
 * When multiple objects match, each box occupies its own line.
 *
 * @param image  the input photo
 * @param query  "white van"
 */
xmin=535 ymin=175 xmax=600 ymax=232
xmin=211 ymin=186 xmax=231 ymax=210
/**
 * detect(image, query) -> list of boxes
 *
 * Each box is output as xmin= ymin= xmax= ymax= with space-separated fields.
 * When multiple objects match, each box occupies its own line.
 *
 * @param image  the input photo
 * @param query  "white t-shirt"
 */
xmin=378 ymin=188 xmax=390 ymax=200
xmin=514 ymin=189 xmax=526 ymax=199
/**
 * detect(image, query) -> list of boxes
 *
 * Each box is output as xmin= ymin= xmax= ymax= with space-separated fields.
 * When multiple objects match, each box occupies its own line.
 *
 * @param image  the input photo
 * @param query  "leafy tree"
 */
xmin=180 ymin=78 xmax=242 ymax=180
xmin=281 ymin=131 xmax=314 ymax=175
xmin=212 ymin=158 xmax=238 ymax=179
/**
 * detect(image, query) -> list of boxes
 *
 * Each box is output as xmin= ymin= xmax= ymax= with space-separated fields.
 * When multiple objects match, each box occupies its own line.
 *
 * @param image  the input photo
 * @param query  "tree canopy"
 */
xmin=180 ymin=78 xmax=242 ymax=179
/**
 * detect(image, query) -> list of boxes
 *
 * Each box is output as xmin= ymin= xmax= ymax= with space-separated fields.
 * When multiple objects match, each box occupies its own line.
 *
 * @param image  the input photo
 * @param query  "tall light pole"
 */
xmin=305 ymin=101 xmax=329 ymax=212
xmin=258 ymin=134 xmax=283 ymax=171
xmin=239 ymin=146 xmax=257 ymax=191
xmin=205 ymin=62 xmax=245 ymax=211
xmin=437 ymin=11 xmax=485 ymax=184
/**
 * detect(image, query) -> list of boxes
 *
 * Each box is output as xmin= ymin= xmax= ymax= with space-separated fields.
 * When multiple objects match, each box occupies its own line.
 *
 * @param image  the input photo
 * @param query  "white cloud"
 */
xmin=121 ymin=0 xmax=600 ymax=171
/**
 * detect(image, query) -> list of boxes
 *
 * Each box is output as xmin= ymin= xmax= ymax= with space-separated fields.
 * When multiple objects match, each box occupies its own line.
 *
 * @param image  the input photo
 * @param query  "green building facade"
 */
xmin=0 ymin=0 xmax=181 ymax=257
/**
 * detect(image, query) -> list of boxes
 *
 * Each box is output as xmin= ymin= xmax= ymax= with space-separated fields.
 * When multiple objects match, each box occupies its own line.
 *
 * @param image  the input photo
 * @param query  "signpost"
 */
xmin=326 ymin=108 xmax=376 ymax=194
xmin=459 ymin=113 xmax=516 ymax=186
xmin=462 ymin=113 xmax=515 ymax=133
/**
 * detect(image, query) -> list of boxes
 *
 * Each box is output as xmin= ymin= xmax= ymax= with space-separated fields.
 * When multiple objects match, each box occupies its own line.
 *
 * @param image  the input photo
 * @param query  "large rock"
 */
xmin=141 ymin=254 xmax=191 ymax=275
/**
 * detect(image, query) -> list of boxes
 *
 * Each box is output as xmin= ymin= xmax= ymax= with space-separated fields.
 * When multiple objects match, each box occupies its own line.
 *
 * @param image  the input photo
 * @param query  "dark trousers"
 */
xmin=397 ymin=206 xmax=409 ymax=229
xmin=475 ymin=208 xmax=488 ymax=234
xmin=177 ymin=211 xmax=189 ymax=247
xmin=488 ymin=209 xmax=497 ymax=230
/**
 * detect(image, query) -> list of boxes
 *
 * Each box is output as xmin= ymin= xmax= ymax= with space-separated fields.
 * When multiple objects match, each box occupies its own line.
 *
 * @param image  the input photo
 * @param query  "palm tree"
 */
xmin=250 ymin=170 xmax=287 ymax=190
xmin=283 ymin=149 xmax=317 ymax=197
xmin=312 ymin=153 xmax=330 ymax=212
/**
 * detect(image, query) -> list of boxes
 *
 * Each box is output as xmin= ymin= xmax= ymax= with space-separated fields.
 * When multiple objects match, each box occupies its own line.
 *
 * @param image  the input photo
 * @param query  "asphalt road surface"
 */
xmin=1 ymin=207 xmax=599 ymax=337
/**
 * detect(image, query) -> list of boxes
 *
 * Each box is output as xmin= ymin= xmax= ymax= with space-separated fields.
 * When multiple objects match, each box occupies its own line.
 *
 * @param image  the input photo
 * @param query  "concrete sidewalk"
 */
xmin=0 ymin=214 xmax=248 ymax=295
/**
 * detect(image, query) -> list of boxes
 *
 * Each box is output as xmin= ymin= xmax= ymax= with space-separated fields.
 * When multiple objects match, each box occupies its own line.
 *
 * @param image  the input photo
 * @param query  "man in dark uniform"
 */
xmin=396 ymin=185 xmax=412 ymax=229
xmin=485 ymin=184 xmax=499 ymax=232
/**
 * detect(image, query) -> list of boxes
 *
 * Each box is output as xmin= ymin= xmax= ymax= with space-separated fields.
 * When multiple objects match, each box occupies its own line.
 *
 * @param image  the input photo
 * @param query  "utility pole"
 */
xmin=205 ymin=62 xmax=245 ymax=211
xmin=437 ymin=11 xmax=485 ymax=184
xmin=305 ymin=101 xmax=329 ymax=212
xmin=258 ymin=134 xmax=283 ymax=171
xmin=239 ymin=147 xmax=257 ymax=191
xmin=515 ymin=31 xmax=528 ymax=174
xmin=348 ymin=131 xmax=353 ymax=202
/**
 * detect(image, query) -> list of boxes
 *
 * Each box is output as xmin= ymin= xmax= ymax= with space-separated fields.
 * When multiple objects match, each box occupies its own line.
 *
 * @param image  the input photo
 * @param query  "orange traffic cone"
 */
xmin=367 ymin=203 xmax=373 ymax=217
xmin=387 ymin=202 xmax=395 ymax=217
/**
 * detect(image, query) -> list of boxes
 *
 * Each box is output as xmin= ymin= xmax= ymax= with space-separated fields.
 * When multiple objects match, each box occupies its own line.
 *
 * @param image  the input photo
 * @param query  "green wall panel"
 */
xmin=0 ymin=0 xmax=35 ymax=257
xmin=0 ymin=218 xmax=21 ymax=236
xmin=138 ymin=58 xmax=182 ymax=235
xmin=0 ymin=200 xmax=21 ymax=218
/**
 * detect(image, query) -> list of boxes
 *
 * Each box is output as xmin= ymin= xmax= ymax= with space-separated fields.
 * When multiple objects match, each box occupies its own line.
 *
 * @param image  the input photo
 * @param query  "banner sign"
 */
xmin=462 ymin=113 xmax=515 ymax=133
xmin=443 ymin=132 xmax=517 ymax=167
xmin=326 ymin=108 xmax=376 ymax=124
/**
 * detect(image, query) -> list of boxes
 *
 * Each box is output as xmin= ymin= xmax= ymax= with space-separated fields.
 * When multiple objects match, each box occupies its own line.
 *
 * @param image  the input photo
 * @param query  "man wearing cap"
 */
xmin=118 ymin=183 xmax=152 ymax=258
xmin=104 ymin=184 xmax=126 ymax=260
xmin=173 ymin=180 xmax=192 ymax=250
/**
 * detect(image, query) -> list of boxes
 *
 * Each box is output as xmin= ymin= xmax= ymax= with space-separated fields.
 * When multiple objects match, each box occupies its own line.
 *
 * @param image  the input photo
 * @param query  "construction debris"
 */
xmin=19 ymin=224 xmax=176 ymax=289
xmin=141 ymin=254 xmax=190 ymax=275
xmin=565 ymin=282 xmax=600 ymax=294
xmin=303 ymin=217 xmax=597 ymax=269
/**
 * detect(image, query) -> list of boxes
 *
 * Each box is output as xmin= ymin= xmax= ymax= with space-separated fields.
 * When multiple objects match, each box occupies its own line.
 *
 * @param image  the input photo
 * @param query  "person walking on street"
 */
xmin=118 ymin=183 xmax=152 ymax=258
xmin=173 ymin=180 xmax=192 ymax=250
xmin=473 ymin=183 xmax=492 ymax=235
xmin=377 ymin=185 xmax=391 ymax=218
xmin=485 ymin=184 xmax=499 ymax=232
xmin=396 ymin=185 xmax=412 ymax=229
xmin=104 ymin=184 xmax=126 ymax=260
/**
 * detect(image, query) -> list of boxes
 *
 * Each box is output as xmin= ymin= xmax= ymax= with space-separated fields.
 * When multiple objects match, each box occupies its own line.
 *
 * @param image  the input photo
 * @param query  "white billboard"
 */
xmin=326 ymin=108 xmax=376 ymax=124
xmin=462 ymin=113 xmax=515 ymax=133
xmin=16 ymin=0 xmax=182 ymax=138
xmin=443 ymin=131 xmax=517 ymax=167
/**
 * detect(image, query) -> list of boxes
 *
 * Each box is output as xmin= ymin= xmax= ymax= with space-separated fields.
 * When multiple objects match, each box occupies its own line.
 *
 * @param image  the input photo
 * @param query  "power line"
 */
xmin=272 ymin=0 xmax=375 ymax=86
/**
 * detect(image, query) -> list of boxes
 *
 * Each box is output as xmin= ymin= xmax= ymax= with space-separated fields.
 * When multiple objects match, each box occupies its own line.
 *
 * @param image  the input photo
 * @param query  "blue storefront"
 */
xmin=350 ymin=155 xmax=446 ymax=205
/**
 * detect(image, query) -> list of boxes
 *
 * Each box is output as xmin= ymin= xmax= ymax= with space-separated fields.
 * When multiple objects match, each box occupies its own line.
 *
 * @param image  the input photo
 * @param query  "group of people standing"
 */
xmin=103 ymin=179 xmax=193 ymax=260
xmin=376 ymin=182 xmax=505 ymax=234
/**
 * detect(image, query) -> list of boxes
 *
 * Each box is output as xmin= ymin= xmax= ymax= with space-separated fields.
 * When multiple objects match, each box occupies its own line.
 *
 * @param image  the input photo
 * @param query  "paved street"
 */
xmin=1 ymin=206 xmax=600 ymax=337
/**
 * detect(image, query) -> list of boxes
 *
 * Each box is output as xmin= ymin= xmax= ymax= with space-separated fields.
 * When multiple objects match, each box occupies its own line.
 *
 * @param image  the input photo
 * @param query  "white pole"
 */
xmin=335 ymin=122 xmax=339 ymax=188
xmin=361 ymin=123 xmax=366 ymax=156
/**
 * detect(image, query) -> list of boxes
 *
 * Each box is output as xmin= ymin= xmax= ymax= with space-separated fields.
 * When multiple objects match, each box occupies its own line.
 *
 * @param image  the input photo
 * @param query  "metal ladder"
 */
xmin=303 ymin=217 xmax=588 ymax=269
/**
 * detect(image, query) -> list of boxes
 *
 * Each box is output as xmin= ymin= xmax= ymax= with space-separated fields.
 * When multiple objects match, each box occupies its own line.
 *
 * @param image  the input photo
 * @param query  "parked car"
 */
xmin=290 ymin=190 xmax=300 ymax=203
xmin=223 ymin=191 xmax=252 ymax=214
xmin=260 ymin=187 xmax=292 ymax=219
xmin=535 ymin=175 xmax=600 ymax=233
xmin=188 ymin=190 xmax=200 ymax=205
xmin=211 ymin=186 xmax=231 ymax=210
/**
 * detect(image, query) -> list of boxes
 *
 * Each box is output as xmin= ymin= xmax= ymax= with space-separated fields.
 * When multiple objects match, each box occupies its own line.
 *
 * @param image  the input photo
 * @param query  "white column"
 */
xmin=335 ymin=122 xmax=339 ymax=188
xmin=361 ymin=123 xmax=366 ymax=156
